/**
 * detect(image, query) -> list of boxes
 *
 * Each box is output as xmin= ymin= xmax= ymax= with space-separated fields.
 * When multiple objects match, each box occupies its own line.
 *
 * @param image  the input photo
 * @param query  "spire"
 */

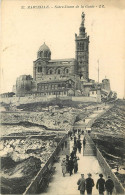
xmin=79 ymin=12 xmax=86 ymax=37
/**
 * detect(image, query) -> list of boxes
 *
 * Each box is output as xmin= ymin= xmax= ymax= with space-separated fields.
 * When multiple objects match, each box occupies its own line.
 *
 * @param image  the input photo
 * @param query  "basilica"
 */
xmin=14 ymin=12 xmax=110 ymax=99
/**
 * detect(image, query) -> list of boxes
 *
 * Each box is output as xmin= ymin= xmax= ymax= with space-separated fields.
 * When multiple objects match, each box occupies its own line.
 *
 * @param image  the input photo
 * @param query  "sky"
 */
xmin=1 ymin=0 xmax=125 ymax=98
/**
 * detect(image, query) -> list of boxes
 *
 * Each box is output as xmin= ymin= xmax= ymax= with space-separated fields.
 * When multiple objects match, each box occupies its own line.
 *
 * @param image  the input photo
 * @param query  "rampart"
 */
xmin=0 ymin=95 xmax=100 ymax=105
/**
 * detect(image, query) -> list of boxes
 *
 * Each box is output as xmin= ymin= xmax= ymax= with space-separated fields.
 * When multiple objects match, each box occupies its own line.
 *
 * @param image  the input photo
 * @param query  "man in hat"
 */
xmin=96 ymin=174 xmax=105 ymax=195
xmin=105 ymin=176 xmax=114 ymax=195
xmin=77 ymin=174 xmax=86 ymax=194
xmin=85 ymin=173 xmax=94 ymax=194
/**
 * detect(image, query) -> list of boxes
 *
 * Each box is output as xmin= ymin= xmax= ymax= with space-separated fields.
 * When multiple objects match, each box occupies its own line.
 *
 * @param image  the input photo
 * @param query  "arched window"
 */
xmin=82 ymin=43 xmax=84 ymax=50
xmin=38 ymin=67 xmax=42 ymax=72
xmin=40 ymin=51 xmax=43 ymax=57
xmin=77 ymin=43 xmax=80 ymax=50
xmin=57 ymin=69 xmax=61 ymax=74
xmin=47 ymin=52 xmax=50 ymax=57
xmin=44 ymin=51 xmax=47 ymax=57
xmin=65 ymin=69 xmax=69 ymax=74
xmin=48 ymin=69 xmax=52 ymax=75
xmin=80 ymin=43 xmax=82 ymax=50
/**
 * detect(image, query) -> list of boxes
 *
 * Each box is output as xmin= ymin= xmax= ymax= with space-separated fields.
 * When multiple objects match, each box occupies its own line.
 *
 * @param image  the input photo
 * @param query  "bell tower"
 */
xmin=75 ymin=12 xmax=89 ymax=80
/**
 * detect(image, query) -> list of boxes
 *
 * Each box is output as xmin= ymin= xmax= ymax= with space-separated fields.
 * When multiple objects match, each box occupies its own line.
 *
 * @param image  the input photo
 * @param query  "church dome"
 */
xmin=37 ymin=42 xmax=51 ymax=60
xmin=38 ymin=42 xmax=51 ymax=52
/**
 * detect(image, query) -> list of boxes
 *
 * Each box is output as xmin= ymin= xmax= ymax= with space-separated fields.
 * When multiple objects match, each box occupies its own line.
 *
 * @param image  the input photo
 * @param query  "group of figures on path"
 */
xmin=61 ymin=134 xmax=86 ymax=177
xmin=77 ymin=173 xmax=114 ymax=195
xmin=61 ymin=153 xmax=79 ymax=177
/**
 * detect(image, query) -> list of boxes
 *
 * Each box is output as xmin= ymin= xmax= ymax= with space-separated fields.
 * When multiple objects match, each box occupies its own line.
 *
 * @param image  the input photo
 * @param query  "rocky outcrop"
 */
xmin=1 ymin=156 xmax=41 ymax=194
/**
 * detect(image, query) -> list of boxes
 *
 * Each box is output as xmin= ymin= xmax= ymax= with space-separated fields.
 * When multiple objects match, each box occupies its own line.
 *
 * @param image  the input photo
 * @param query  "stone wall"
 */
xmin=0 ymin=95 xmax=101 ymax=106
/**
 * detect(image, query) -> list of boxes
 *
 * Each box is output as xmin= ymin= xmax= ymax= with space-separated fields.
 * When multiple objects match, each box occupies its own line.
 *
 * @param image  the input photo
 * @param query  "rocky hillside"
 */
xmin=91 ymin=99 xmax=125 ymax=186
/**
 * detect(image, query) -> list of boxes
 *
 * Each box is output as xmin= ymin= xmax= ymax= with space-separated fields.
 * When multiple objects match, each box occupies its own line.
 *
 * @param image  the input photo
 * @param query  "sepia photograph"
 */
xmin=0 ymin=0 xmax=125 ymax=194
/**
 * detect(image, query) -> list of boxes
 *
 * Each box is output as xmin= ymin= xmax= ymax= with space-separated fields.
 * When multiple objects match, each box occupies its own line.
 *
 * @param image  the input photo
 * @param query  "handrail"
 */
xmin=23 ymin=134 xmax=67 ymax=194
xmin=96 ymin=148 xmax=125 ymax=194
xmin=88 ymin=133 xmax=125 ymax=194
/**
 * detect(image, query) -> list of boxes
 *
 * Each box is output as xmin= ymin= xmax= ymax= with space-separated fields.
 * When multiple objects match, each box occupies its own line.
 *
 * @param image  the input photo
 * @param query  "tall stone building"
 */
xmin=13 ymin=12 xmax=104 ymax=99
xmin=75 ymin=12 xmax=89 ymax=80
xmin=33 ymin=12 xmax=89 ymax=83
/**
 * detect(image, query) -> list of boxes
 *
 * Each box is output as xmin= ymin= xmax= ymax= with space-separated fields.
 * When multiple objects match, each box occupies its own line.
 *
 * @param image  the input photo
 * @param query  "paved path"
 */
xmin=41 ymin=137 xmax=105 ymax=195
xmin=40 ymin=107 xmax=110 ymax=195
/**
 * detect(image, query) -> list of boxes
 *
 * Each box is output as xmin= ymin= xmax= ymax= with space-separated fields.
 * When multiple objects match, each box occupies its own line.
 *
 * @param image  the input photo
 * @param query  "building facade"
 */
xmin=11 ymin=12 xmax=110 ymax=100
xmin=75 ymin=12 xmax=89 ymax=80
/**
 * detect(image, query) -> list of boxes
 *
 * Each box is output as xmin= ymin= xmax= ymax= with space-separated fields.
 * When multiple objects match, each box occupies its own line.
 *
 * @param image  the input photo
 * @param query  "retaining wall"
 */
xmin=0 ymin=95 xmax=100 ymax=105
xmin=72 ymin=96 xmax=100 ymax=102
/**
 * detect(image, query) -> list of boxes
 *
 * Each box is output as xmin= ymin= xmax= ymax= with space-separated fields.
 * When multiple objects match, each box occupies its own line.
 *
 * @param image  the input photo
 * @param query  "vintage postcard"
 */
xmin=0 ymin=0 xmax=125 ymax=194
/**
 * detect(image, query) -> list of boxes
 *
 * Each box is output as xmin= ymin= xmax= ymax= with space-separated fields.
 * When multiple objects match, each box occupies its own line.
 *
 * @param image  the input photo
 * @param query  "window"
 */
xmin=57 ymin=69 xmax=61 ymax=74
xmin=82 ymin=43 xmax=84 ymax=50
xmin=49 ymin=70 xmax=52 ymax=74
xmin=66 ymin=69 xmax=69 ymax=74
xmin=45 ymin=85 xmax=48 ymax=89
xmin=38 ymin=67 xmax=42 ymax=72
xmin=44 ymin=51 xmax=47 ymax=57
xmin=40 ymin=51 xmax=43 ymax=57
xmin=77 ymin=43 xmax=80 ymax=50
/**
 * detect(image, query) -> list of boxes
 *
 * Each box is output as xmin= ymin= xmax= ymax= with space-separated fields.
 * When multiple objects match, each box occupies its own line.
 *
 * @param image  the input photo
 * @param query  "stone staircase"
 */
xmin=83 ymin=134 xmax=96 ymax=156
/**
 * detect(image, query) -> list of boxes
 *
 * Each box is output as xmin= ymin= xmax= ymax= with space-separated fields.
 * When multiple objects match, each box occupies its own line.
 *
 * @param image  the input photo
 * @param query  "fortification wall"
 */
xmin=0 ymin=95 xmax=101 ymax=105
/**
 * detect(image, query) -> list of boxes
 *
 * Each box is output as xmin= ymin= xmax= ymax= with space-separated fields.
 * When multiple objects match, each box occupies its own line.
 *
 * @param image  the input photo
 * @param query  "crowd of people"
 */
xmin=77 ymin=173 xmax=114 ymax=195
xmin=61 ymin=131 xmax=115 ymax=195
xmin=61 ymin=154 xmax=79 ymax=177
xmin=61 ymin=131 xmax=86 ymax=177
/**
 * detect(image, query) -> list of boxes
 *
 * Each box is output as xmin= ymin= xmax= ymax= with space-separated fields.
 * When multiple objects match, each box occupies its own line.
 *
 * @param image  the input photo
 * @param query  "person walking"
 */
xmin=105 ymin=176 xmax=114 ymax=195
xmin=77 ymin=140 xmax=82 ymax=153
xmin=96 ymin=174 xmax=105 ymax=195
xmin=74 ymin=136 xmax=77 ymax=145
xmin=61 ymin=158 xmax=66 ymax=177
xmin=61 ymin=142 xmax=64 ymax=151
xmin=73 ymin=157 xmax=78 ymax=173
xmin=66 ymin=155 xmax=69 ymax=173
xmin=83 ymin=137 xmax=86 ymax=147
xmin=77 ymin=174 xmax=86 ymax=195
xmin=73 ymin=145 xmax=77 ymax=156
xmin=70 ymin=150 xmax=75 ymax=159
xmin=85 ymin=173 xmax=94 ymax=195
xmin=68 ymin=157 xmax=74 ymax=176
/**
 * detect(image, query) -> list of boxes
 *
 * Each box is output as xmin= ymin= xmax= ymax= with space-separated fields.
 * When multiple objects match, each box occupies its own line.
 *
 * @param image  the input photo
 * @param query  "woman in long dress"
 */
xmin=61 ymin=158 xmax=67 ymax=177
